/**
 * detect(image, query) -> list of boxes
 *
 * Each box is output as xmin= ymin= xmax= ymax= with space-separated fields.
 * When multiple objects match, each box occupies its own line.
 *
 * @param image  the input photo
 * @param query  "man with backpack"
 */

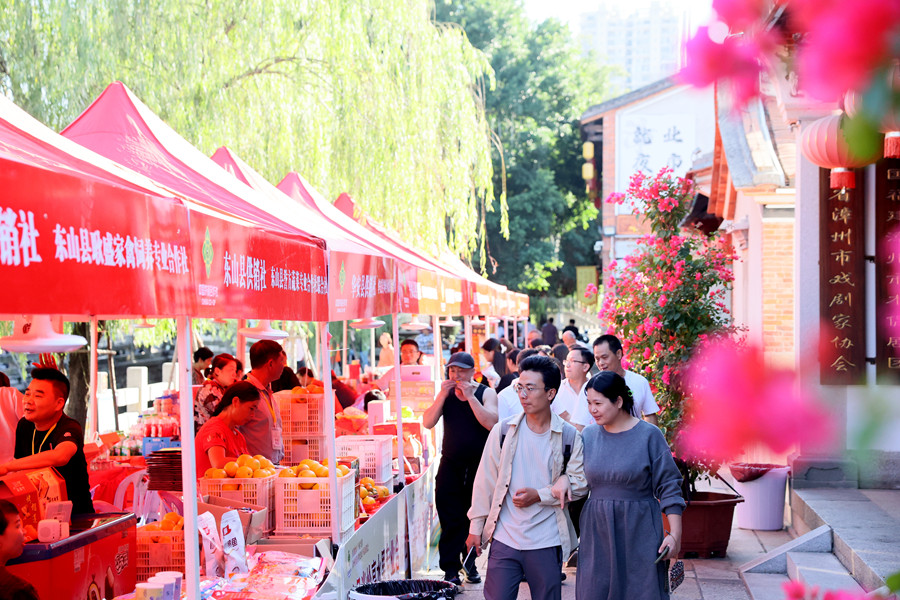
xmin=466 ymin=355 xmax=588 ymax=600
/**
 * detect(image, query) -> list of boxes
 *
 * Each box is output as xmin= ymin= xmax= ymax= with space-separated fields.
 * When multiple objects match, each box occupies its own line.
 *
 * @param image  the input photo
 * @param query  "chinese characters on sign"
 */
xmin=875 ymin=160 xmax=900 ymax=379
xmin=819 ymin=169 xmax=866 ymax=384
xmin=0 ymin=208 xmax=42 ymax=267
xmin=50 ymin=222 xmax=188 ymax=274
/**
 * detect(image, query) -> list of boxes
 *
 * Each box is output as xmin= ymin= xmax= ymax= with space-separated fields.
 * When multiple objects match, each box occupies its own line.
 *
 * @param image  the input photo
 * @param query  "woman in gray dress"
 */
xmin=574 ymin=371 xmax=685 ymax=599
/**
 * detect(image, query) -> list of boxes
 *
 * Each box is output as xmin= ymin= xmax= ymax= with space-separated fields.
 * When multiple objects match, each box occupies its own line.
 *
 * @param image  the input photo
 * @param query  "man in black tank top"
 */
xmin=424 ymin=351 xmax=499 ymax=585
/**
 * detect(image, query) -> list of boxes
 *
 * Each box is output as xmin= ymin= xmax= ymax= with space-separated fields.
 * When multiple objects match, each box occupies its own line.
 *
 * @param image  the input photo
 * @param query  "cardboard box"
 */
xmin=0 ymin=468 xmax=67 ymax=539
xmin=249 ymin=537 xmax=333 ymax=570
xmin=198 ymin=495 xmax=268 ymax=544
xmin=337 ymin=456 xmax=361 ymax=519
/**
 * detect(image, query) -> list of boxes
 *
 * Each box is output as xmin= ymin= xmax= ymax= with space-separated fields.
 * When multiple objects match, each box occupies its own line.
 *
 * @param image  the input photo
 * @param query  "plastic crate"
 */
xmin=136 ymin=526 xmax=184 ymax=583
xmin=274 ymin=472 xmax=355 ymax=536
xmin=275 ymin=390 xmax=328 ymax=436
xmin=335 ymin=435 xmax=393 ymax=484
xmin=283 ymin=436 xmax=325 ymax=465
xmin=199 ymin=475 xmax=276 ymax=532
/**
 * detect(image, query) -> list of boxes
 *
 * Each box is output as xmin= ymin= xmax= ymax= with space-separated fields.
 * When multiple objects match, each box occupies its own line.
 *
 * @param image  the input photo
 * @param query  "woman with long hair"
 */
xmin=480 ymin=337 xmax=509 ymax=388
xmin=194 ymin=354 xmax=239 ymax=433
xmin=560 ymin=371 xmax=685 ymax=599
xmin=195 ymin=381 xmax=260 ymax=473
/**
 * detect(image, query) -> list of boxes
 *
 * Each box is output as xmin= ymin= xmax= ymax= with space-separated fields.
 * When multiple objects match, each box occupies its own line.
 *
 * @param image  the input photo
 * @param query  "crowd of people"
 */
xmin=426 ymin=324 xmax=684 ymax=600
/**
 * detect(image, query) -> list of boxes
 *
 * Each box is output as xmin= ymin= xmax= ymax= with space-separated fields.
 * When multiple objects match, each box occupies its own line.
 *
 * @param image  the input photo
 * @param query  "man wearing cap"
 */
xmin=424 ymin=351 xmax=498 ymax=586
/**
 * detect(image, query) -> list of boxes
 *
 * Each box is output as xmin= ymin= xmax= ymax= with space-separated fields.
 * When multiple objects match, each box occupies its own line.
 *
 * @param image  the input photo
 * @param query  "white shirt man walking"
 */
xmin=556 ymin=347 xmax=595 ymax=431
xmin=466 ymin=355 xmax=588 ymax=600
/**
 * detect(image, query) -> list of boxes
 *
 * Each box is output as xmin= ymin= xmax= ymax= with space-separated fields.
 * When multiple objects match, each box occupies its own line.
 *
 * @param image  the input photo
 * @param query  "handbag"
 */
xmin=667 ymin=559 xmax=685 ymax=593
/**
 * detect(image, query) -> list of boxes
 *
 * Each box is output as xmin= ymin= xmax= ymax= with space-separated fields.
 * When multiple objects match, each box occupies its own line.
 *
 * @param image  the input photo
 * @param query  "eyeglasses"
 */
xmin=514 ymin=384 xmax=549 ymax=396
xmin=563 ymin=359 xmax=587 ymax=367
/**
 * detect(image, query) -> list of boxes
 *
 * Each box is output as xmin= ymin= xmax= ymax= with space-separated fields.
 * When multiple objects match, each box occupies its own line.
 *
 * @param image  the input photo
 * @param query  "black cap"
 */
xmin=446 ymin=352 xmax=475 ymax=369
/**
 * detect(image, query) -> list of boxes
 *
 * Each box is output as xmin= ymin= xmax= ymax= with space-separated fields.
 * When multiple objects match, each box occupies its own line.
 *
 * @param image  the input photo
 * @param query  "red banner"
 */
xmin=0 ymin=161 xmax=195 ymax=317
xmin=397 ymin=263 xmax=420 ymax=314
xmin=328 ymin=251 xmax=396 ymax=320
xmin=189 ymin=211 xmax=328 ymax=321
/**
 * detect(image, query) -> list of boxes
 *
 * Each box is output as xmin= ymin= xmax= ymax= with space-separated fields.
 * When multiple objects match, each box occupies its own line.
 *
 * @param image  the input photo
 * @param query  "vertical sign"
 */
xmin=819 ymin=168 xmax=867 ymax=384
xmin=875 ymin=160 xmax=900 ymax=380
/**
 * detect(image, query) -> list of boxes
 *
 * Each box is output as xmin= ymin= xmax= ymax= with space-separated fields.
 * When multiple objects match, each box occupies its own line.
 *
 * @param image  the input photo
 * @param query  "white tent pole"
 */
xmin=464 ymin=315 xmax=472 ymax=355
xmin=513 ymin=317 xmax=519 ymax=349
xmin=432 ymin=315 xmax=442 ymax=382
xmin=391 ymin=271 xmax=405 ymax=575
xmin=370 ymin=328 xmax=376 ymax=372
xmin=319 ymin=322 xmax=341 ymax=545
xmin=177 ymin=316 xmax=201 ymax=600
xmin=89 ymin=317 xmax=99 ymax=437
xmin=342 ymin=320 xmax=348 ymax=376
xmin=236 ymin=319 xmax=247 ymax=367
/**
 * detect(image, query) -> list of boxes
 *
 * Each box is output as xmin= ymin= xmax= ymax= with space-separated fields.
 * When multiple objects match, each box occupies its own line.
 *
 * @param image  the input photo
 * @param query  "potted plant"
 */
xmin=598 ymin=167 xmax=743 ymax=557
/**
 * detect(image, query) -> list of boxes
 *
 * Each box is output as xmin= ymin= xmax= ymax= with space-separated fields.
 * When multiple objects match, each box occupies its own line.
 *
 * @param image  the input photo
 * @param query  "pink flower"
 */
xmin=606 ymin=192 xmax=626 ymax=205
xmin=681 ymin=341 xmax=836 ymax=464
xmin=643 ymin=347 xmax=652 ymax=359
xmin=584 ymin=283 xmax=598 ymax=297
xmin=797 ymin=0 xmax=900 ymax=101
xmin=658 ymin=294 xmax=668 ymax=308
xmin=679 ymin=27 xmax=766 ymax=107
xmin=712 ymin=0 xmax=767 ymax=30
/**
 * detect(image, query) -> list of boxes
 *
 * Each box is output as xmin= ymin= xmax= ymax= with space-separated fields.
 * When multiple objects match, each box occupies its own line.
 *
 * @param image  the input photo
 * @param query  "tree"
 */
xmin=0 ymin=0 xmax=499 ymax=259
xmin=434 ymin=0 xmax=611 ymax=294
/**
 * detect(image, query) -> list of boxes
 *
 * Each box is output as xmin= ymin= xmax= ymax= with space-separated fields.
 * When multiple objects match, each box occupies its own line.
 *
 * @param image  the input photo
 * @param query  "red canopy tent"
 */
xmin=210 ymin=147 xmax=396 ymax=320
xmin=60 ymin=82 xmax=330 ymax=322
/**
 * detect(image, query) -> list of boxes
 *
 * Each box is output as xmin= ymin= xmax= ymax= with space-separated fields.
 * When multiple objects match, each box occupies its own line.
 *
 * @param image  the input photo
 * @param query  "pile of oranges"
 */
xmin=203 ymin=454 xmax=277 ymax=489
xmin=359 ymin=476 xmax=390 ymax=512
xmin=291 ymin=384 xmax=325 ymax=395
xmin=278 ymin=459 xmax=351 ymax=490
xmin=141 ymin=511 xmax=184 ymax=543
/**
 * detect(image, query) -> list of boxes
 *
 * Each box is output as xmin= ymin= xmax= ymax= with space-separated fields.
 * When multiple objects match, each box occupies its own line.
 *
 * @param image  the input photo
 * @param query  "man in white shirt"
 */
xmin=579 ymin=334 xmax=660 ymax=426
xmin=555 ymin=347 xmax=594 ymax=431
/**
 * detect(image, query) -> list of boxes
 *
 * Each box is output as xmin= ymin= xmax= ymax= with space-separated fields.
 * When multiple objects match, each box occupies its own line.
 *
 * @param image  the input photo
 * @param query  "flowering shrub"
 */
xmin=598 ymin=168 xmax=739 ymax=471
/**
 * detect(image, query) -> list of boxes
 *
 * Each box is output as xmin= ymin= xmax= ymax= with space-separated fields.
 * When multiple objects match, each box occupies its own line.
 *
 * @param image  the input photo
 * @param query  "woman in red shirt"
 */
xmin=195 ymin=381 xmax=260 ymax=474
xmin=193 ymin=354 xmax=239 ymax=434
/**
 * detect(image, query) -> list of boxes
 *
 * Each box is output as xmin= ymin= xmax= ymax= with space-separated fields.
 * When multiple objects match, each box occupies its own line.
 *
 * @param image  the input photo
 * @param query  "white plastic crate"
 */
xmin=275 ymin=390 xmax=328 ymax=436
xmin=274 ymin=472 xmax=355 ymax=536
xmin=136 ymin=526 xmax=184 ymax=583
xmin=283 ymin=436 xmax=325 ymax=465
xmin=335 ymin=435 xmax=393 ymax=484
xmin=199 ymin=474 xmax=276 ymax=532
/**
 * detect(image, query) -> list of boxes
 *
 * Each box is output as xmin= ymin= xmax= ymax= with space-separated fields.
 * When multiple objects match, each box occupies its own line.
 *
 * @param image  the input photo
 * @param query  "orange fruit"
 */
xmin=236 ymin=454 xmax=253 ymax=467
xmin=143 ymin=522 xmax=160 ymax=532
xmin=313 ymin=465 xmax=329 ymax=478
xmin=260 ymin=459 xmax=274 ymax=470
xmin=360 ymin=477 xmax=375 ymax=487
xmin=337 ymin=465 xmax=351 ymax=477
xmin=223 ymin=483 xmax=240 ymax=491
xmin=205 ymin=468 xmax=227 ymax=479
xmin=159 ymin=520 xmax=176 ymax=531
xmin=278 ymin=468 xmax=297 ymax=478
xmin=235 ymin=466 xmax=254 ymax=479
xmin=245 ymin=459 xmax=260 ymax=472
xmin=376 ymin=486 xmax=390 ymax=499
xmin=252 ymin=469 xmax=268 ymax=478
xmin=320 ymin=458 xmax=329 ymax=465
xmin=359 ymin=486 xmax=369 ymax=499
xmin=162 ymin=511 xmax=180 ymax=523
xmin=224 ymin=461 xmax=239 ymax=478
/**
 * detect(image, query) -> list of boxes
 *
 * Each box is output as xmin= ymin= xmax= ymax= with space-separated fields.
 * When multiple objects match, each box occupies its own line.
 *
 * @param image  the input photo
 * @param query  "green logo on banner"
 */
xmin=339 ymin=261 xmax=346 ymax=292
xmin=202 ymin=227 xmax=214 ymax=277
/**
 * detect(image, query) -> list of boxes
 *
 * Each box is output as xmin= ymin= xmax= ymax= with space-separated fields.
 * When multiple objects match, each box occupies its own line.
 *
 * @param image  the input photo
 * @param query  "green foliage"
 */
xmin=0 ymin=0 xmax=497 ymax=258
xmin=434 ymin=0 xmax=611 ymax=294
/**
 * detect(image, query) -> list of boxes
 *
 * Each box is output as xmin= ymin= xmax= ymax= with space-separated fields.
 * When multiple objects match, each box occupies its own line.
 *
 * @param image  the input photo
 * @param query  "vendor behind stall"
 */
xmin=373 ymin=339 xmax=423 ymax=393
xmin=0 ymin=368 xmax=93 ymax=516
xmin=0 ymin=499 xmax=38 ymax=600
xmin=195 ymin=382 xmax=260 ymax=474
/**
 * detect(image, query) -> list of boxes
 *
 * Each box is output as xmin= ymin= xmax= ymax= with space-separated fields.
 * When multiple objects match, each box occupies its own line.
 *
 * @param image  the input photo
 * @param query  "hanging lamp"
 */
xmin=349 ymin=317 xmax=386 ymax=330
xmin=0 ymin=315 xmax=87 ymax=353
xmin=238 ymin=319 xmax=288 ymax=340
xmin=800 ymin=113 xmax=882 ymax=189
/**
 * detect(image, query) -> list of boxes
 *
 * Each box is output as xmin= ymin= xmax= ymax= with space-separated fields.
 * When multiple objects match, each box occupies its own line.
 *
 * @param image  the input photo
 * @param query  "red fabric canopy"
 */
xmin=61 ymin=82 xmax=329 ymax=321
xmin=210 ymin=147 xmax=396 ymax=320
xmin=0 ymin=94 xmax=194 ymax=318
xmin=277 ymin=173 xmax=465 ymax=316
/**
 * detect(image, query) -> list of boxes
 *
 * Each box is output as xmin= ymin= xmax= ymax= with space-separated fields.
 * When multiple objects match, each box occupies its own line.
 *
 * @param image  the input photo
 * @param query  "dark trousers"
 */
xmin=484 ymin=540 xmax=563 ymax=600
xmin=435 ymin=456 xmax=479 ymax=573
xmin=568 ymin=497 xmax=587 ymax=540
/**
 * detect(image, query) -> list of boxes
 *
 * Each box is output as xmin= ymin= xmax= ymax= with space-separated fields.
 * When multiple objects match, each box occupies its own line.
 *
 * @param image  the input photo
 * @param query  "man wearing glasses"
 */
xmin=424 ymin=352 xmax=498 ymax=586
xmin=466 ymin=355 xmax=587 ymax=600
xmin=555 ymin=348 xmax=595 ymax=432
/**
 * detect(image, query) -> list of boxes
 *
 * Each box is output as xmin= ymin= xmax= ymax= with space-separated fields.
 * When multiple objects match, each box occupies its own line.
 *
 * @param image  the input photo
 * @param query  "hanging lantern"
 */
xmin=800 ymin=113 xmax=882 ymax=189
xmin=582 ymin=161 xmax=594 ymax=181
xmin=582 ymin=141 xmax=595 ymax=160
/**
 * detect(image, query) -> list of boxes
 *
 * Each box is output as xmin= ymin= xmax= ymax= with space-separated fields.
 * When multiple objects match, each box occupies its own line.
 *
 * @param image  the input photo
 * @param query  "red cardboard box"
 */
xmin=0 ymin=468 xmax=67 ymax=540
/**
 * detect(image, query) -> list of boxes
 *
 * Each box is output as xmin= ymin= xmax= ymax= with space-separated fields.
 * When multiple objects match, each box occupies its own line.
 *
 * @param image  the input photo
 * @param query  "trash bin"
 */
xmin=731 ymin=463 xmax=790 ymax=530
xmin=349 ymin=579 xmax=459 ymax=600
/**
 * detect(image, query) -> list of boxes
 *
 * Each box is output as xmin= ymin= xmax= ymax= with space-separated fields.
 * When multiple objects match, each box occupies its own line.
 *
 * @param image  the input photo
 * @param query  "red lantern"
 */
xmin=800 ymin=113 xmax=882 ymax=189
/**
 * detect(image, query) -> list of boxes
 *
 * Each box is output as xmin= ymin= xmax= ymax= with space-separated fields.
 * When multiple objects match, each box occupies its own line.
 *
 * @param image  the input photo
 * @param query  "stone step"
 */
xmin=786 ymin=552 xmax=866 ymax=594
xmin=742 ymin=573 xmax=791 ymax=600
